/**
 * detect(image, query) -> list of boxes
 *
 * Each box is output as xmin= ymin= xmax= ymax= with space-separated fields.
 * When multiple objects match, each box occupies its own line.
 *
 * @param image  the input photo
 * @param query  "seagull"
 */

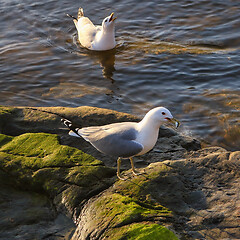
xmin=61 ymin=107 xmax=180 ymax=180
xmin=67 ymin=8 xmax=117 ymax=51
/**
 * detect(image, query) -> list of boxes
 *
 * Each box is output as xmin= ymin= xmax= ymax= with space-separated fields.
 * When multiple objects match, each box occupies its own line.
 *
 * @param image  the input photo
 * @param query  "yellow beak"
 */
xmin=109 ymin=12 xmax=117 ymax=22
xmin=167 ymin=117 xmax=180 ymax=128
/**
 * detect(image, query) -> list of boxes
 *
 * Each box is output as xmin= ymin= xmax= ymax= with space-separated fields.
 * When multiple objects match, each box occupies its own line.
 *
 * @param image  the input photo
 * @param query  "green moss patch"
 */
xmin=108 ymin=223 xmax=178 ymax=240
xmin=0 ymin=134 xmax=13 ymax=148
xmin=114 ymin=163 xmax=171 ymax=207
xmin=0 ymin=132 xmax=114 ymax=200
xmin=96 ymin=193 xmax=171 ymax=227
xmin=81 ymin=191 xmax=178 ymax=240
xmin=0 ymin=106 xmax=14 ymax=115
xmin=125 ymin=223 xmax=178 ymax=240
xmin=0 ymin=133 xmax=100 ymax=168
xmin=81 ymin=173 xmax=178 ymax=239
xmin=81 ymin=163 xmax=179 ymax=240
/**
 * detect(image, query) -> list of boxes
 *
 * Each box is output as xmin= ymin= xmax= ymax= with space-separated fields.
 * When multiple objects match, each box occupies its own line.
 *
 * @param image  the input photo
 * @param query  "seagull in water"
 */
xmin=61 ymin=107 xmax=180 ymax=180
xmin=67 ymin=8 xmax=117 ymax=51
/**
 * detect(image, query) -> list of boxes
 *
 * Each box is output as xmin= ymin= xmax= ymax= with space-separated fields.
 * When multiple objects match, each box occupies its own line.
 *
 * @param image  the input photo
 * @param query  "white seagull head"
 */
xmin=144 ymin=107 xmax=180 ymax=128
xmin=102 ymin=12 xmax=117 ymax=31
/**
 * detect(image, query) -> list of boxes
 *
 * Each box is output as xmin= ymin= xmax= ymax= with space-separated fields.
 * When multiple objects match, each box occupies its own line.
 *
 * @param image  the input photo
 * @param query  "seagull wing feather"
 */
xmin=76 ymin=17 xmax=99 ymax=49
xmin=78 ymin=122 xmax=143 ymax=158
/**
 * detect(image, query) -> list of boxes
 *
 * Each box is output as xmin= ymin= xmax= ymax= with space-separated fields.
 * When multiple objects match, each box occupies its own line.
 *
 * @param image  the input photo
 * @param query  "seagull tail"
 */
xmin=77 ymin=8 xmax=84 ymax=19
xmin=69 ymin=130 xmax=81 ymax=138
xmin=66 ymin=13 xmax=78 ymax=27
xmin=66 ymin=13 xmax=77 ymax=21
xmin=61 ymin=118 xmax=81 ymax=138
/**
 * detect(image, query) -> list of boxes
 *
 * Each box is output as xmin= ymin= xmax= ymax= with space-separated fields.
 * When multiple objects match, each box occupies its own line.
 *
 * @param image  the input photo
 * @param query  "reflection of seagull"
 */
xmin=61 ymin=107 xmax=180 ymax=180
xmin=95 ymin=50 xmax=116 ymax=81
xmin=67 ymin=8 xmax=117 ymax=51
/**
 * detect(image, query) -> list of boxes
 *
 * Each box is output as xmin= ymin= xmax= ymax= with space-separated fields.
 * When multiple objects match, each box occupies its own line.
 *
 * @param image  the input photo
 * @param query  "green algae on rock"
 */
xmin=0 ymin=134 xmax=13 ymax=148
xmin=108 ymin=223 xmax=178 ymax=240
xmin=72 ymin=165 xmax=179 ymax=240
xmin=72 ymin=190 xmax=178 ymax=239
xmin=0 ymin=132 xmax=115 ymax=216
xmin=0 ymin=133 xmax=100 ymax=168
xmin=0 ymin=106 xmax=14 ymax=115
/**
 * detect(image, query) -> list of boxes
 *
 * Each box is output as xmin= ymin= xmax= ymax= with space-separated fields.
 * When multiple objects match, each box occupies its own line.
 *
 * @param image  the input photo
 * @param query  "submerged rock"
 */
xmin=0 ymin=106 xmax=239 ymax=239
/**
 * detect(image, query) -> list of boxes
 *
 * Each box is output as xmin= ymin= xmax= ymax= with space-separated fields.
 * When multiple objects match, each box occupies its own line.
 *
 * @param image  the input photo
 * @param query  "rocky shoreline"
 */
xmin=0 ymin=106 xmax=239 ymax=240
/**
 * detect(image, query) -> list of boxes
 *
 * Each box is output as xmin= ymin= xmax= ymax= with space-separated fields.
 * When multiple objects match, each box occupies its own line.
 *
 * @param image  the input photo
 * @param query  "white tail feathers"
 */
xmin=69 ymin=130 xmax=81 ymax=138
xmin=61 ymin=118 xmax=81 ymax=138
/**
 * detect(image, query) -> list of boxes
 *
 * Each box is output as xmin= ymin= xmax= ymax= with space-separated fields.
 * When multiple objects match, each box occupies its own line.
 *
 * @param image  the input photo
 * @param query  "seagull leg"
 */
xmin=130 ymin=157 xmax=141 ymax=176
xmin=117 ymin=157 xmax=127 ymax=180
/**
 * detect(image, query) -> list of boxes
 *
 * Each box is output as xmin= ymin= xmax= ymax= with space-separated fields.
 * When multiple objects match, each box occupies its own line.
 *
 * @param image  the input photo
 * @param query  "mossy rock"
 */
xmin=0 ymin=106 xmax=14 ymax=131
xmin=108 ymin=223 xmax=178 ymax=240
xmin=0 ymin=133 xmax=100 ymax=168
xmin=72 ymin=165 xmax=179 ymax=240
xmin=95 ymin=193 xmax=171 ymax=226
xmin=0 ymin=132 xmax=115 ymax=214
xmin=0 ymin=106 xmax=14 ymax=115
xmin=0 ymin=134 xmax=13 ymax=148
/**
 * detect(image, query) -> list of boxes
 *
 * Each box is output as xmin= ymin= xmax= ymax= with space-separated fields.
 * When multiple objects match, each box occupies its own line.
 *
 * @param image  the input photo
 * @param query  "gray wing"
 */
xmin=78 ymin=122 xmax=143 ymax=158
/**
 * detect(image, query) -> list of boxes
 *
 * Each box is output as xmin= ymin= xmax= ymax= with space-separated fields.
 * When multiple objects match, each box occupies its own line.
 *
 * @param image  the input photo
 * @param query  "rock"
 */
xmin=0 ymin=178 xmax=75 ymax=240
xmin=0 ymin=132 xmax=115 ymax=215
xmin=72 ymin=193 xmax=174 ymax=239
xmin=72 ymin=146 xmax=240 ymax=239
xmin=0 ymin=130 xmax=115 ymax=240
xmin=0 ymin=106 xmax=239 ymax=239
xmin=143 ymin=149 xmax=240 ymax=239
xmin=72 ymin=169 xmax=179 ymax=240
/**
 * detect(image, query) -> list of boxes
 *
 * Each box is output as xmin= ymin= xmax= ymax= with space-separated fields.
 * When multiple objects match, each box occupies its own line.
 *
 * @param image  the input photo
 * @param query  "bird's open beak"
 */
xmin=166 ymin=117 xmax=180 ymax=128
xmin=109 ymin=12 xmax=117 ymax=22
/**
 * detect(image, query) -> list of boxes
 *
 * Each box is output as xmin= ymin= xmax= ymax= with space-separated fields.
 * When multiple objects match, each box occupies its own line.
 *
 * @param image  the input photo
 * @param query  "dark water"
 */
xmin=0 ymin=0 xmax=240 ymax=150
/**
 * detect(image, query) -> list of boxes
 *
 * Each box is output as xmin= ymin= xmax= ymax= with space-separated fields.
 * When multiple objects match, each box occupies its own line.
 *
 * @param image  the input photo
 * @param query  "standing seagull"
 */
xmin=67 ymin=8 xmax=117 ymax=51
xmin=61 ymin=107 xmax=180 ymax=180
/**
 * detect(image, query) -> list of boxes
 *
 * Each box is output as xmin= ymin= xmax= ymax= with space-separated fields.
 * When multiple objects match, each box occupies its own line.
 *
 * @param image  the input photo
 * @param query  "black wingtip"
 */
xmin=66 ymin=13 xmax=77 ymax=21
xmin=61 ymin=118 xmax=81 ymax=137
xmin=61 ymin=118 xmax=72 ymax=128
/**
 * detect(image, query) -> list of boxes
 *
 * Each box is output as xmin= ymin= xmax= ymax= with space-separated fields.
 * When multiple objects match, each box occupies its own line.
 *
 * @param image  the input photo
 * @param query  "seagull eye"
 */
xmin=162 ymin=112 xmax=166 ymax=115
xmin=105 ymin=19 xmax=108 ymax=22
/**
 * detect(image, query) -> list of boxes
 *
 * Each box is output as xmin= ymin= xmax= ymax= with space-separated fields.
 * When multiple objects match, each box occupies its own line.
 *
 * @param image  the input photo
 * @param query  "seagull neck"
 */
xmin=94 ymin=28 xmax=115 ymax=50
xmin=101 ymin=27 xmax=115 ymax=37
xmin=138 ymin=113 xmax=162 ymax=131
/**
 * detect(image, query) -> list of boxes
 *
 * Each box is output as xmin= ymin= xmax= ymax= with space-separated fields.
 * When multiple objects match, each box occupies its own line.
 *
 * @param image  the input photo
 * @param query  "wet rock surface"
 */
xmin=0 ymin=179 xmax=75 ymax=240
xmin=0 ymin=106 xmax=239 ymax=240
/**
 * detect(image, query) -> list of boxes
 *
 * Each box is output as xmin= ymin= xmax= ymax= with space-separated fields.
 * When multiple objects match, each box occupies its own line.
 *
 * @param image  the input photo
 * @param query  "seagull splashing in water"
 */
xmin=67 ymin=8 xmax=117 ymax=51
xmin=62 ymin=107 xmax=180 ymax=180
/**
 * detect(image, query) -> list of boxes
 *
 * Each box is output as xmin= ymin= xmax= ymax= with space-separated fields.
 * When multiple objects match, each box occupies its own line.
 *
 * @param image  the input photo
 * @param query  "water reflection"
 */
xmin=87 ymin=49 xmax=116 ymax=82
xmin=71 ymin=35 xmax=116 ymax=82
